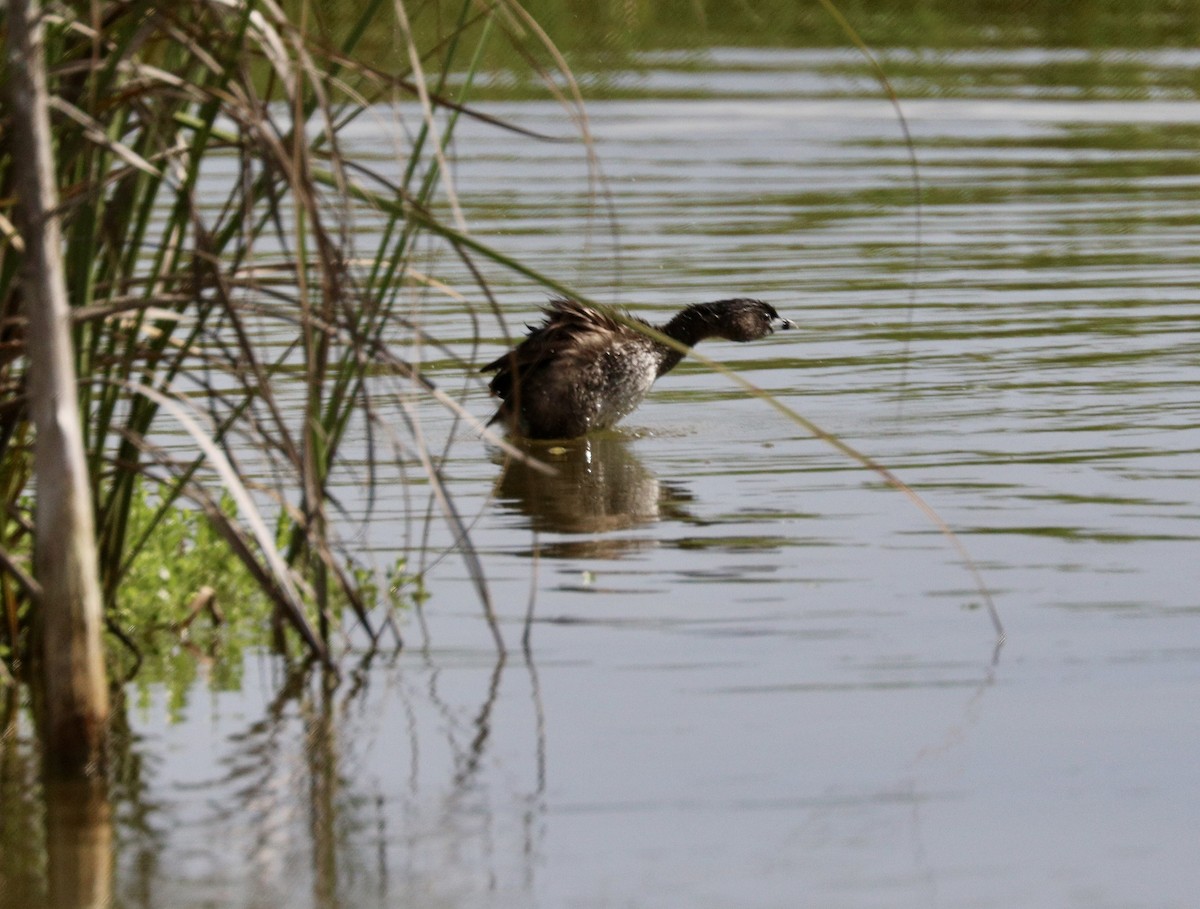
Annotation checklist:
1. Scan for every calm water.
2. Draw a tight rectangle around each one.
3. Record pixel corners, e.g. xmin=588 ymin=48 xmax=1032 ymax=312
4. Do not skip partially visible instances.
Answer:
xmin=5 ymin=48 xmax=1200 ymax=908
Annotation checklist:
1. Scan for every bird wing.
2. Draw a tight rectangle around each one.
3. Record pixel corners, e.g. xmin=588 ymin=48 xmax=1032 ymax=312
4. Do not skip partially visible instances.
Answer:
xmin=480 ymin=299 xmax=630 ymax=402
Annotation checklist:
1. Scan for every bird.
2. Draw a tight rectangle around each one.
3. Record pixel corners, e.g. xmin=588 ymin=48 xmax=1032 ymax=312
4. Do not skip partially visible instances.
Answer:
xmin=481 ymin=297 xmax=796 ymax=439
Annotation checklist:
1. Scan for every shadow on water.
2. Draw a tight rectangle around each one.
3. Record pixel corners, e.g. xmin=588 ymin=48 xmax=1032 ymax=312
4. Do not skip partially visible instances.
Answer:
xmin=491 ymin=434 xmax=702 ymax=557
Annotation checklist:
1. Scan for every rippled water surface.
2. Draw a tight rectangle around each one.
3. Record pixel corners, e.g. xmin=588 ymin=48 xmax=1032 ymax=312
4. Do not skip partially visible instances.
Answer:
xmin=7 ymin=48 xmax=1200 ymax=909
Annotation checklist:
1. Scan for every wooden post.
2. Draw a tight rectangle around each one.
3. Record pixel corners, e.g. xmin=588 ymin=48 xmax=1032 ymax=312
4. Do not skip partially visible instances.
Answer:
xmin=6 ymin=0 xmax=110 ymax=772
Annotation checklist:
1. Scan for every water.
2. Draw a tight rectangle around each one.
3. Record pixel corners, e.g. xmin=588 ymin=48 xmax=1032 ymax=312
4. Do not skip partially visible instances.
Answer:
xmin=5 ymin=48 xmax=1200 ymax=909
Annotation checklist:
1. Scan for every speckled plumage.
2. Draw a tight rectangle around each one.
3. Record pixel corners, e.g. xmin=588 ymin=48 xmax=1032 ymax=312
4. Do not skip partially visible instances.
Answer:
xmin=482 ymin=298 xmax=794 ymax=440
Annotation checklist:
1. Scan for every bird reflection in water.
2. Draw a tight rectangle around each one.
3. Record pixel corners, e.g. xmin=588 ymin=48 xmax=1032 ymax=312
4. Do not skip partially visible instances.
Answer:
xmin=492 ymin=434 xmax=696 ymax=557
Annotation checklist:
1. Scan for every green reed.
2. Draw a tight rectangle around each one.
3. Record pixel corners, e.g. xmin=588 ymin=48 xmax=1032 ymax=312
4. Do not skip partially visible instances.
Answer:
xmin=0 ymin=0 xmax=577 ymax=671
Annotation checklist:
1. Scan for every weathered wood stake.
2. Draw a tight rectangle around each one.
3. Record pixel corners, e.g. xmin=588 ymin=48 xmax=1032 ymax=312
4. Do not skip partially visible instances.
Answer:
xmin=6 ymin=0 xmax=110 ymax=772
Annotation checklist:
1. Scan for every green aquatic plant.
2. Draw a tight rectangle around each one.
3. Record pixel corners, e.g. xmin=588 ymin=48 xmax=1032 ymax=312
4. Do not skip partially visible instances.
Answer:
xmin=112 ymin=483 xmax=423 ymax=711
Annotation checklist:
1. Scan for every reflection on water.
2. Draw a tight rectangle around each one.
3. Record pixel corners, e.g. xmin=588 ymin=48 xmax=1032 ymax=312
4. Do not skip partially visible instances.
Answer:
xmin=3 ymin=654 xmax=548 ymax=908
xmin=1 ymin=693 xmax=115 ymax=909
xmin=491 ymin=435 xmax=698 ymax=556
xmin=4 ymin=632 xmax=1007 ymax=909
xmin=42 ymin=776 xmax=112 ymax=909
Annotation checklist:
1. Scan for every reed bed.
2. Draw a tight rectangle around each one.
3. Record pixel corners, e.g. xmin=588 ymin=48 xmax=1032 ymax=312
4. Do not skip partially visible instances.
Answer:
xmin=0 ymin=0 xmax=583 ymax=671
